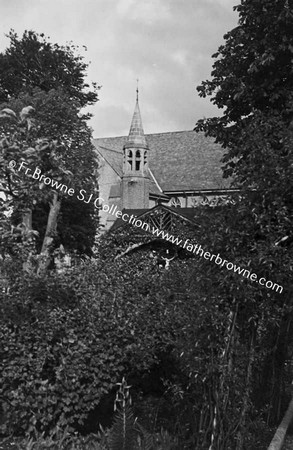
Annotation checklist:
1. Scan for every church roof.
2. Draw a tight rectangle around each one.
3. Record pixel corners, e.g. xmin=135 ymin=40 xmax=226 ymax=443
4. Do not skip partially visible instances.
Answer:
xmin=107 ymin=177 xmax=168 ymax=200
xmin=93 ymin=130 xmax=230 ymax=193
xmin=97 ymin=145 xmax=123 ymax=177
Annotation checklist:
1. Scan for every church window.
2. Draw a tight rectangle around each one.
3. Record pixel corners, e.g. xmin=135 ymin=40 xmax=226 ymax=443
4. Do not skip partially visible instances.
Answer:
xmin=170 ymin=197 xmax=182 ymax=208
xmin=127 ymin=150 xmax=133 ymax=170
xmin=135 ymin=150 xmax=141 ymax=171
xmin=144 ymin=150 xmax=147 ymax=166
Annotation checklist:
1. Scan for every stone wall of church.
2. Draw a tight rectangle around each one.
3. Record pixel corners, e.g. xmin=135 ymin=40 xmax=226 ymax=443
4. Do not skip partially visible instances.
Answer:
xmin=97 ymin=157 xmax=121 ymax=228
xmin=121 ymin=176 xmax=149 ymax=210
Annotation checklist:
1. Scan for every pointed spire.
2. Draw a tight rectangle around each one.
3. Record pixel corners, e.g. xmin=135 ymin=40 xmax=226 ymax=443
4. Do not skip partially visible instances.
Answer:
xmin=125 ymin=86 xmax=147 ymax=148
xmin=136 ymin=78 xmax=139 ymax=102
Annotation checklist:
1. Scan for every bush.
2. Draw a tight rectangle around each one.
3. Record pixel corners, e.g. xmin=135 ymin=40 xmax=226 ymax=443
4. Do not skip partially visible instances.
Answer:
xmin=2 ymin=216 xmax=290 ymax=448
xmin=0 ymin=257 xmax=190 ymax=436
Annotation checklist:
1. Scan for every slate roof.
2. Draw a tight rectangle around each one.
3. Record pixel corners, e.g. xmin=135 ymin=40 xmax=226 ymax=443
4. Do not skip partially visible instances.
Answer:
xmin=97 ymin=145 xmax=123 ymax=177
xmin=93 ymin=130 xmax=230 ymax=192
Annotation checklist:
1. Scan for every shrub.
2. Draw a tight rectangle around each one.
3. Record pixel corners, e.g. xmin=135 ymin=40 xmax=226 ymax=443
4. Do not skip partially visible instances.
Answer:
xmin=0 ymin=257 xmax=189 ymax=436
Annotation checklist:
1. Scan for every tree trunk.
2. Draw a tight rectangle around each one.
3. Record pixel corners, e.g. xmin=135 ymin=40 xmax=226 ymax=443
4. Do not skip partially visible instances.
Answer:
xmin=219 ymin=305 xmax=238 ymax=447
xmin=37 ymin=192 xmax=61 ymax=276
xmin=22 ymin=208 xmax=32 ymax=231
xmin=22 ymin=208 xmax=34 ymax=272
xmin=268 ymin=393 xmax=293 ymax=450
xmin=236 ymin=329 xmax=255 ymax=450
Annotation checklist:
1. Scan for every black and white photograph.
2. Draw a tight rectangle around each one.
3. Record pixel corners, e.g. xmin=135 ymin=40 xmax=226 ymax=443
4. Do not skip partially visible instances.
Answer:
xmin=0 ymin=1 xmax=292 ymax=449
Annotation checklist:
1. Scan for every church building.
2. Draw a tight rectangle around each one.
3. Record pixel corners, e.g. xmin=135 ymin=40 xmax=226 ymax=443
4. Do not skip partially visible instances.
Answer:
xmin=92 ymin=91 xmax=235 ymax=232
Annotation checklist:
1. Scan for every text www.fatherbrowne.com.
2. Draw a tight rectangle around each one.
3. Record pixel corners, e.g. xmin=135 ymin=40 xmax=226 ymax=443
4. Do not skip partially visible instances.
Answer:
xmin=104 ymin=204 xmax=283 ymax=294
xmin=9 ymin=160 xmax=283 ymax=294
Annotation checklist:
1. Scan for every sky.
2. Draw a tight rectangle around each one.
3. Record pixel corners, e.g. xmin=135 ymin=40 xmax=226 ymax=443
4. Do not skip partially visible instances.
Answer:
xmin=0 ymin=0 xmax=239 ymax=138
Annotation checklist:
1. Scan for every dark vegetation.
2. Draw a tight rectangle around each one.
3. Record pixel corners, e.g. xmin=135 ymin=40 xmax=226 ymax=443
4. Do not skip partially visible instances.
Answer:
xmin=1 ymin=206 xmax=292 ymax=448
xmin=1 ymin=0 xmax=293 ymax=447
xmin=0 ymin=30 xmax=99 ymax=273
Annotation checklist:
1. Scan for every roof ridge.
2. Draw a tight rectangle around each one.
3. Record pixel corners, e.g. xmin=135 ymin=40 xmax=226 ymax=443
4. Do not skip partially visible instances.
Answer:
xmin=93 ymin=129 xmax=198 ymax=140
xmin=96 ymin=144 xmax=122 ymax=154
xmin=148 ymin=168 xmax=163 ymax=193
xmin=146 ymin=130 xmax=196 ymax=136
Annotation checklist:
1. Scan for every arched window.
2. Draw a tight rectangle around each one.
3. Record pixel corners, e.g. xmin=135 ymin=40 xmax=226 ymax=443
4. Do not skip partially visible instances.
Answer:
xmin=169 ymin=197 xmax=182 ymax=208
xmin=135 ymin=150 xmax=141 ymax=171
xmin=127 ymin=150 xmax=133 ymax=170
xmin=144 ymin=150 xmax=147 ymax=166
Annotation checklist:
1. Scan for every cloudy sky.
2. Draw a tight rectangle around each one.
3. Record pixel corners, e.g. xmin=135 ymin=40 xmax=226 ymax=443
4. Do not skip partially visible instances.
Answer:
xmin=0 ymin=0 xmax=238 ymax=138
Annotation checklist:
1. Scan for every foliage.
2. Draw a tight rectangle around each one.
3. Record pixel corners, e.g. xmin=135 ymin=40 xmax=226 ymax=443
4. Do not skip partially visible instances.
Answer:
xmin=196 ymin=0 xmax=293 ymax=234
xmin=195 ymin=2 xmax=293 ymax=446
xmin=0 ymin=245 xmax=190 ymax=443
xmin=13 ymin=426 xmax=108 ymax=450
xmin=0 ymin=30 xmax=100 ymax=263
xmin=196 ymin=0 xmax=293 ymax=134
xmin=1 ymin=7 xmax=293 ymax=448
xmin=0 ymin=30 xmax=99 ymax=106
xmin=0 ymin=272 xmax=122 ymax=434
xmin=95 ymin=204 xmax=293 ymax=449
xmin=0 ymin=109 xmax=97 ymax=271
xmin=1 ymin=211 xmax=290 ymax=449
xmin=109 ymin=378 xmax=138 ymax=450
xmin=108 ymin=378 xmax=179 ymax=450
xmin=0 ymin=253 xmax=179 ymax=435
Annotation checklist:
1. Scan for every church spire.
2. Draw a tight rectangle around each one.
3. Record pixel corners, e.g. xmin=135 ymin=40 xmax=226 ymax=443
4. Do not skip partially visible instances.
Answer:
xmin=125 ymin=86 xmax=147 ymax=148
xmin=121 ymin=85 xmax=150 ymax=210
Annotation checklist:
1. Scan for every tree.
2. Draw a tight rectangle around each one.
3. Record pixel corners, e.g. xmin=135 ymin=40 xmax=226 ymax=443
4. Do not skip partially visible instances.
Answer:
xmin=195 ymin=1 xmax=293 ymax=446
xmin=0 ymin=31 xmax=100 ymax=271
xmin=196 ymin=1 xmax=293 ymax=135
xmin=196 ymin=0 xmax=293 ymax=236
xmin=268 ymin=393 xmax=293 ymax=450
xmin=0 ymin=30 xmax=98 ymax=106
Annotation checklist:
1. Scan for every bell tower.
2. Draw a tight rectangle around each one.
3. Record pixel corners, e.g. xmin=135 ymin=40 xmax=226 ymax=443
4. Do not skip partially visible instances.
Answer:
xmin=122 ymin=88 xmax=150 ymax=209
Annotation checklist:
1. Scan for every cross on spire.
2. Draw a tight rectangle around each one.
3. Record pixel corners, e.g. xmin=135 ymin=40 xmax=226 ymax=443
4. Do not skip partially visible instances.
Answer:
xmin=124 ymin=80 xmax=147 ymax=148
